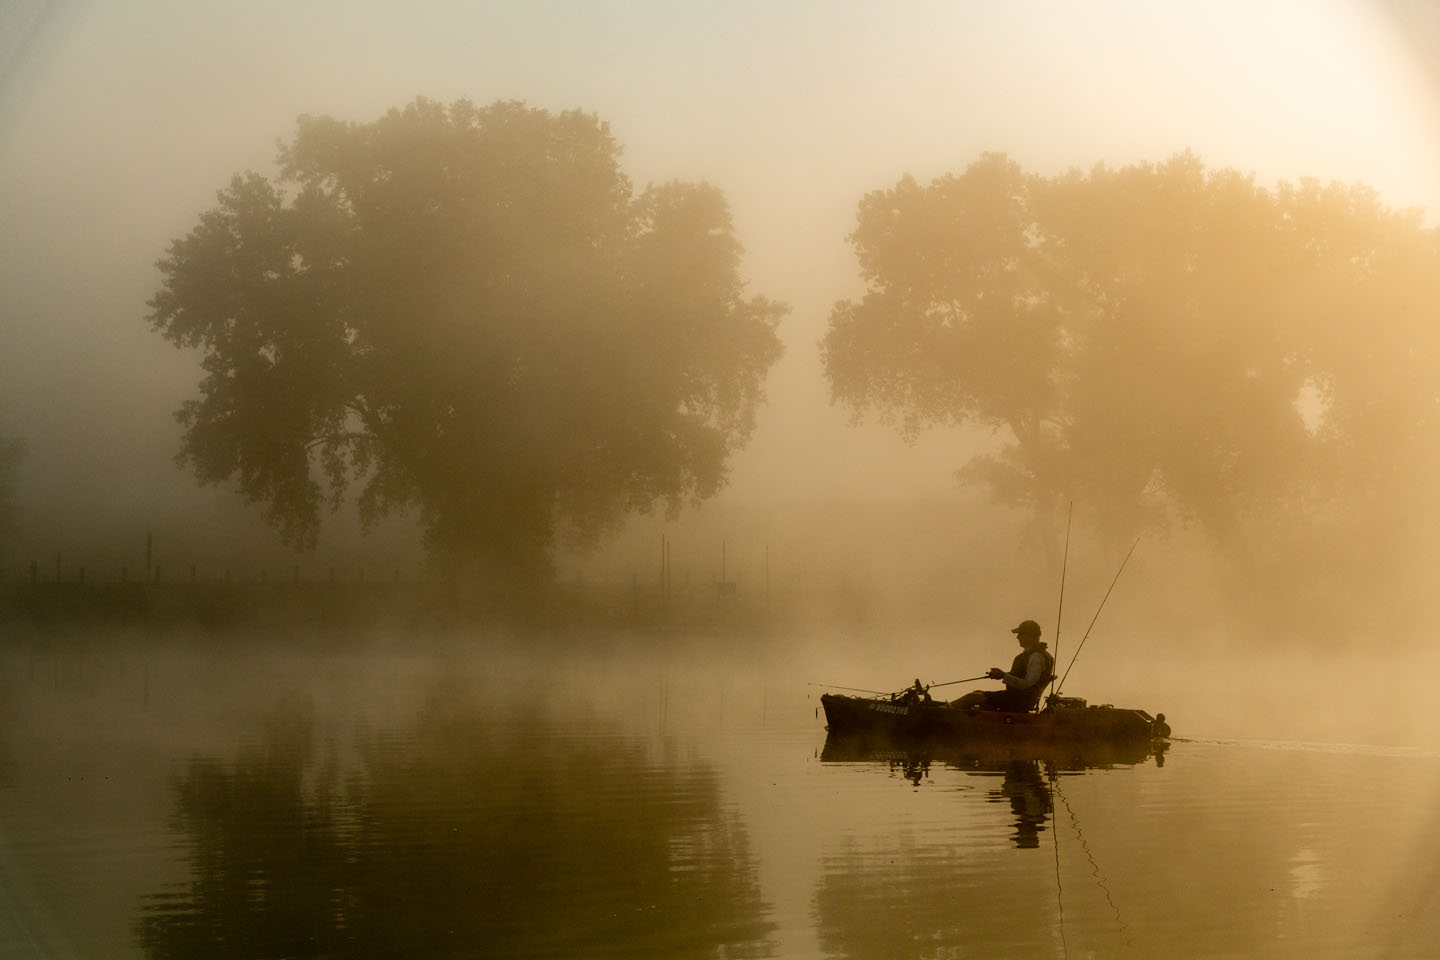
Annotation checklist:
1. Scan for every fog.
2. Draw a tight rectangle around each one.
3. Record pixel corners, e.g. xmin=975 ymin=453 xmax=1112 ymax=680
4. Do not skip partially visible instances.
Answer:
xmin=4 ymin=0 xmax=1440 ymax=749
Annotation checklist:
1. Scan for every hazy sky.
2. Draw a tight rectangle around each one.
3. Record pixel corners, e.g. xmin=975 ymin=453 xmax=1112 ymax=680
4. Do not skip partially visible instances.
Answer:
xmin=3 ymin=0 xmax=1440 ymax=547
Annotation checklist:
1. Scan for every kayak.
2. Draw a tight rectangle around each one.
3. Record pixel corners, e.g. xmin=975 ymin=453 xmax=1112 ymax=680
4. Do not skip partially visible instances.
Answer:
xmin=819 ymin=690 xmax=1170 ymax=746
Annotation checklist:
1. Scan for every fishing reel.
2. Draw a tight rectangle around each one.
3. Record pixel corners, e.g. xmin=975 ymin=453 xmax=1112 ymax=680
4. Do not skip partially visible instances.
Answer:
xmin=891 ymin=678 xmax=934 ymax=705
xmin=1045 ymin=694 xmax=1088 ymax=711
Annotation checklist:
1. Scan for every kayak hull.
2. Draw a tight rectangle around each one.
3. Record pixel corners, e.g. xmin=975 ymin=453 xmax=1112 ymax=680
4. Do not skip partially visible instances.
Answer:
xmin=819 ymin=692 xmax=1168 ymax=747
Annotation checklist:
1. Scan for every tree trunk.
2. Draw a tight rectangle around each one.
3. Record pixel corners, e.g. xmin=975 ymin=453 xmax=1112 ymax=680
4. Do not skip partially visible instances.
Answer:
xmin=423 ymin=482 xmax=556 ymax=616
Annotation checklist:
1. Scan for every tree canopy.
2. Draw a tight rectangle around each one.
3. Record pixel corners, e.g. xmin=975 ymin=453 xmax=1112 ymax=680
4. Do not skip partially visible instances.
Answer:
xmin=822 ymin=152 xmax=1440 ymax=616
xmin=150 ymin=98 xmax=784 ymax=596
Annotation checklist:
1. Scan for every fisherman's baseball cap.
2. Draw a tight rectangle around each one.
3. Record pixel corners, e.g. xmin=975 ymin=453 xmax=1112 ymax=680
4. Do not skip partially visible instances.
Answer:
xmin=1011 ymin=619 xmax=1042 ymax=637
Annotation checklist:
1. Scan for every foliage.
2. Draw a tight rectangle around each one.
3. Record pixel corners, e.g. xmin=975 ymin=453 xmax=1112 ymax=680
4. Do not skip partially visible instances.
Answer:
xmin=150 ymin=99 xmax=784 ymax=595
xmin=823 ymin=152 xmax=1440 ymax=612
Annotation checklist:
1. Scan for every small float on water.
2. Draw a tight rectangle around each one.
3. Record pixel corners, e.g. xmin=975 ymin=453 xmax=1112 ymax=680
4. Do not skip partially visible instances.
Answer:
xmin=819 ymin=683 xmax=1170 ymax=748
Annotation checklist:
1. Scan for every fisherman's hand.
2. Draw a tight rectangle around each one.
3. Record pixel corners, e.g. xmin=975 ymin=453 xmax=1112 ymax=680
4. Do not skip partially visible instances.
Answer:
xmin=986 ymin=667 xmax=1004 ymax=680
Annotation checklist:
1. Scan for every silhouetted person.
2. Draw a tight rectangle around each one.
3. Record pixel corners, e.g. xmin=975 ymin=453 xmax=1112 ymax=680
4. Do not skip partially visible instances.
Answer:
xmin=951 ymin=619 xmax=1055 ymax=712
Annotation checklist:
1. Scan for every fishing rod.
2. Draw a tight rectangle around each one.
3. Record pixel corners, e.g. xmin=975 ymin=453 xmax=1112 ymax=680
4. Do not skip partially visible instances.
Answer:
xmin=1055 ymin=536 xmax=1140 ymax=695
xmin=807 ymin=682 xmax=890 ymax=696
xmin=1046 ymin=501 xmax=1073 ymax=703
xmin=814 ymin=675 xmax=990 ymax=698
xmin=927 ymin=674 xmax=991 ymax=689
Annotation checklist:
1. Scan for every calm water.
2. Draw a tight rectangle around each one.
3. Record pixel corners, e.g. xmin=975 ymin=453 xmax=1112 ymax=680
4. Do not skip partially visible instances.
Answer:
xmin=1 ymin=637 xmax=1439 ymax=959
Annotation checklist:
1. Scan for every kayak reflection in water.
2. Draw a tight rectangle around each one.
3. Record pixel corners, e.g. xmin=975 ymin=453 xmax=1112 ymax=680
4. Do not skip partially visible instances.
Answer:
xmin=950 ymin=619 xmax=1055 ymax=712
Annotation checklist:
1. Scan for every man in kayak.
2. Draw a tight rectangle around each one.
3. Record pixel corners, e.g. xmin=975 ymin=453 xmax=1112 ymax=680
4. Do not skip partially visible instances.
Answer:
xmin=951 ymin=619 xmax=1055 ymax=712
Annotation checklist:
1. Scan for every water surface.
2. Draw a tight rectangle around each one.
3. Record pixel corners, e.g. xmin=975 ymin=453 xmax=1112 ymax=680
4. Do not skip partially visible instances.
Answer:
xmin=1 ymin=637 xmax=1437 ymax=958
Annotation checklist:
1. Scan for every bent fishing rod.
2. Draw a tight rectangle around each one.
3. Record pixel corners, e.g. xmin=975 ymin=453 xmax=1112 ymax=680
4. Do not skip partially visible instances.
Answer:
xmin=1054 ymin=536 xmax=1140 ymax=695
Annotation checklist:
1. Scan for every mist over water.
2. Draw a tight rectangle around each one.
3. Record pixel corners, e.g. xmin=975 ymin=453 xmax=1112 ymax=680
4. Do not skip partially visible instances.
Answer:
xmin=1 ymin=632 xmax=1438 ymax=958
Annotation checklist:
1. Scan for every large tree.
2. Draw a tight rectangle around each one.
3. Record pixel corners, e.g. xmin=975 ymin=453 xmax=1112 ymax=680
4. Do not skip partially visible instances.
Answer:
xmin=820 ymin=154 xmax=1075 ymax=554
xmin=151 ymin=99 xmax=784 ymax=595
xmin=822 ymin=152 xmax=1440 ymax=592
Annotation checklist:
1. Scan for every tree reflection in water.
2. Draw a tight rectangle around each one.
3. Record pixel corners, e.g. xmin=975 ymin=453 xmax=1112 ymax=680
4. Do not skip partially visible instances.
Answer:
xmin=136 ymin=686 xmax=775 ymax=959
xmin=135 ymin=696 xmax=348 ymax=958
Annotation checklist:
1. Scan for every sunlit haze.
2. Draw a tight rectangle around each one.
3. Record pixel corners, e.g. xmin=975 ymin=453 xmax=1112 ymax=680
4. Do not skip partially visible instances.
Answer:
xmin=5 ymin=1 xmax=1439 ymax=506
xmin=3 ymin=0 xmax=1440 ymax=715
xmin=8 ymin=3 xmax=1440 ymax=956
